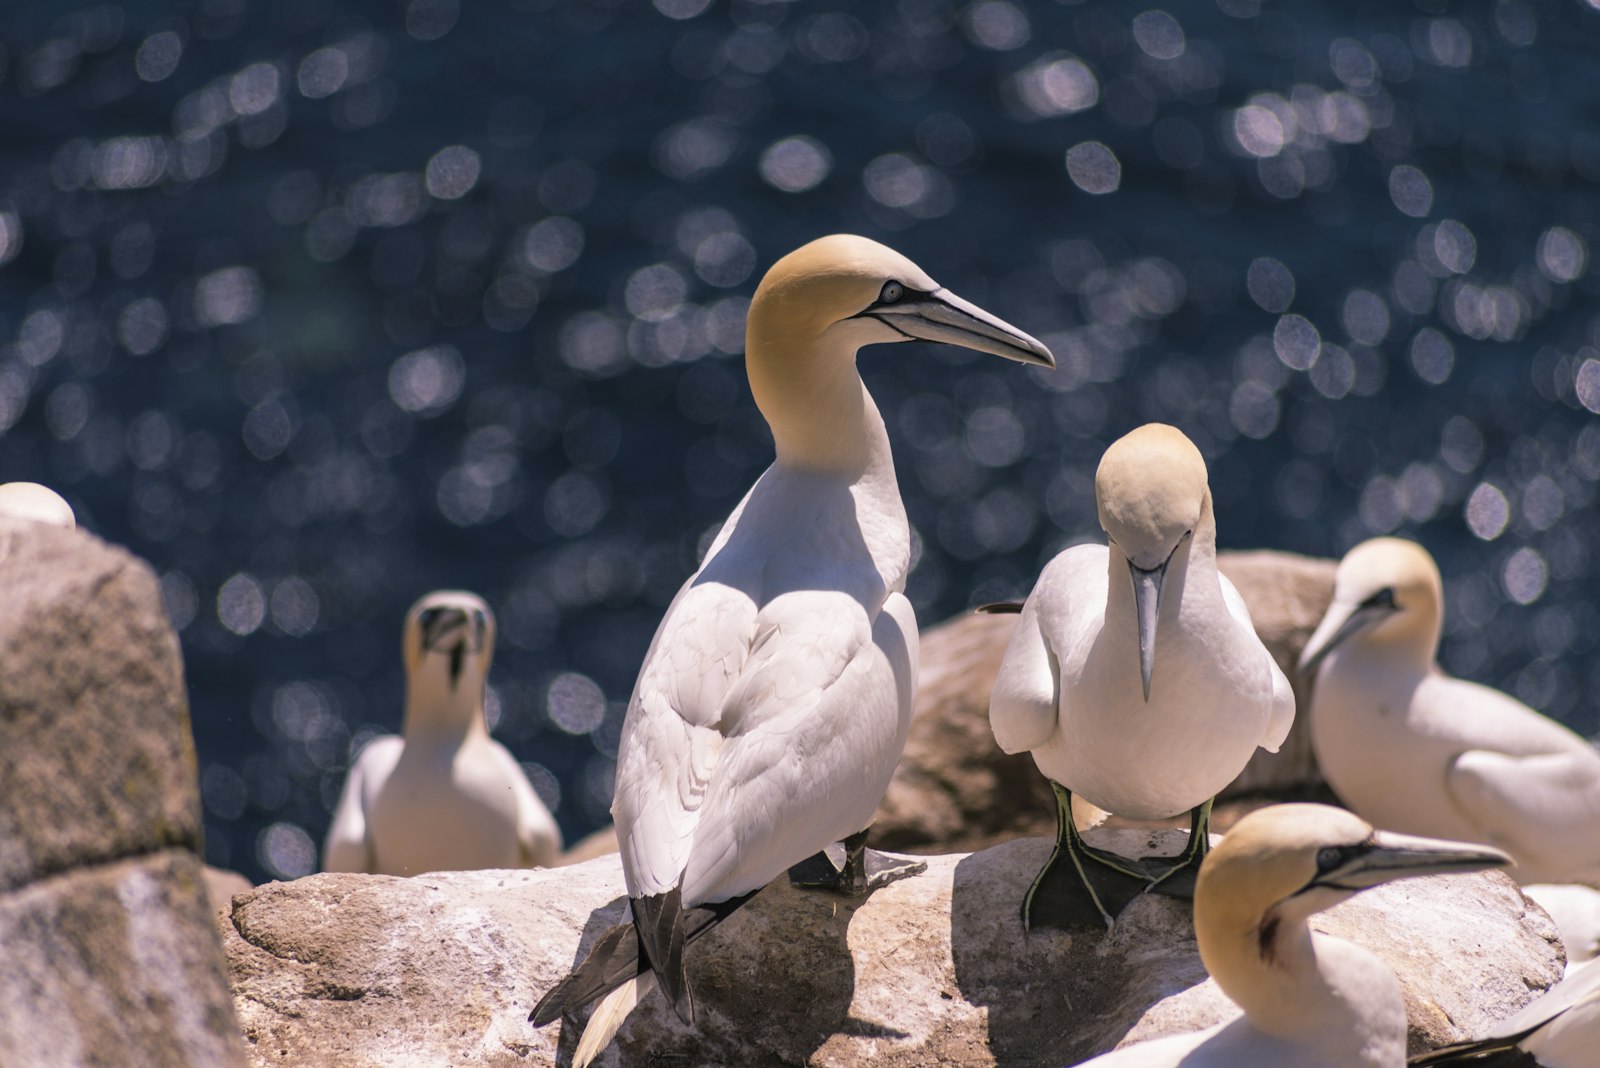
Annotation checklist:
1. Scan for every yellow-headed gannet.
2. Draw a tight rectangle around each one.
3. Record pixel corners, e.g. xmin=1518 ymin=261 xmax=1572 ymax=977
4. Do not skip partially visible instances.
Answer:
xmin=322 ymin=590 xmax=560 ymax=875
xmin=1410 ymin=947 xmax=1599 ymax=1066
xmin=0 ymin=482 xmax=75 ymax=527
xmin=1080 ymin=803 xmax=1509 ymax=1067
xmin=531 ymin=234 xmax=1053 ymax=1066
xmin=1300 ymin=537 xmax=1600 ymax=887
xmin=989 ymin=423 xmax=1294 ymax=928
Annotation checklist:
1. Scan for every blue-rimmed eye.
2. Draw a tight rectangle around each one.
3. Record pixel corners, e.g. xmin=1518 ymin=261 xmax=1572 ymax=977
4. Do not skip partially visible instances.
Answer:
xmin=880 ymin=280 xmax=905 ymax=304
xmin=1316 ymin=847 xmax=1343 ymax=871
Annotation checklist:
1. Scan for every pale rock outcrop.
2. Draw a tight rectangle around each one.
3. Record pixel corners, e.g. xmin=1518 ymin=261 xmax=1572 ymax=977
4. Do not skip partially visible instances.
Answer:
xmin=0 ymin=518 xmax=247 ymax=1067
xmin=222 ymin=828 xmax=1559 ymax=1067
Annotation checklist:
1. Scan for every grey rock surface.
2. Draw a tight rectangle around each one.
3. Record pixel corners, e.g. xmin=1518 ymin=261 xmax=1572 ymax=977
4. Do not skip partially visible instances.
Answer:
xmin=0 ymin=519 xmax=247 ymax=1067
xmin=222 ymin=830 xmax=1559 ymax=1067
xmin=874 ymin=549 xmax=1337 ymax=853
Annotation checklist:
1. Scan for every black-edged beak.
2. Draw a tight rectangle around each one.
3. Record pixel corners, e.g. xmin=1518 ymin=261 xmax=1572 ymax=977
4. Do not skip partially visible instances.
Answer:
xmin=1298 ymin=588 xmax=1399 ymax=681
xmin=866 ymin=287 xmax=1055 ymax=368
xmin=1129 ymin=559 xmax=1165 ymax=702
xmin=1307 ymin=830 xmax=1510 ymax=895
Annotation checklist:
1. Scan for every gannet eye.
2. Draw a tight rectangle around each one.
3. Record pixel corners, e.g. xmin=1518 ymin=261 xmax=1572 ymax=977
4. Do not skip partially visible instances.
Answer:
xmin=879 ymin=280 xmax=905 ymax=304
xmin=1315 ymin=847 xmax=1343 ymax=871
xmin=1359 ymin=587 xmax=1397 ymax=611
xmin=419 ymin=608 xmax=442 ymax=628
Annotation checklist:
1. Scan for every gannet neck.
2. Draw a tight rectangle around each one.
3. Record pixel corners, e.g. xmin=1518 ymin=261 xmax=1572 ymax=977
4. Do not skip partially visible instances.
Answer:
xmin=403 ymin=663 xmax=490 ymax=742
xmin=745 ymin=329 xmax=888 ymax=478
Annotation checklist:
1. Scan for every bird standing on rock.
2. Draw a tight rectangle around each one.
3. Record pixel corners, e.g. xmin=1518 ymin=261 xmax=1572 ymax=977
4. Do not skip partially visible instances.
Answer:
xmin=322 ymin=590 xmax=560 ymax=875
xmin=988 ymin=423 xmax=1294 ymax=929
xmin=1300 ymin=537 xmax=1600 ymax=887
xmin=1075 ymin=803 xmax=1510 ymax=1067
xmin=530 ymin=234 xmax=1054 ymax=1067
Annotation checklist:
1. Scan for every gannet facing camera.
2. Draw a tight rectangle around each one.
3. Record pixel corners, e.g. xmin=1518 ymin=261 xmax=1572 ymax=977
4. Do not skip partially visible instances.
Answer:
xmin=0 ymin=481 xmax=75 ymax=527
xmin=322 ymin=590 xmax=560 ymax=876
xmin=989 ymin=423 xmax=1294 ymax=929
xmin=1078 ymin=803 xmax=1510 ymax=1067
xmin=1411 ymin=949 xmax=1599 ymax=1067
xmin=1300 ymin=537 xmax=1600 ymax=886
xmin=531 ymin=235 xmax=1053 ymax=1066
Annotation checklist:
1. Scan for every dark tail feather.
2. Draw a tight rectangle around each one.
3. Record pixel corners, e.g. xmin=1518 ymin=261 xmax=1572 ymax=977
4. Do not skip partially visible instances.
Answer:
xmin=530 ymin=923 xmax=641 ymax=1026
xmin=529 ymin=888 xmax=759 ymax=1028
xmin=1408 ymin=1036 xmax=1535 ymax=1065
xmin=976 ymin=601 xmax=1024 ymax=615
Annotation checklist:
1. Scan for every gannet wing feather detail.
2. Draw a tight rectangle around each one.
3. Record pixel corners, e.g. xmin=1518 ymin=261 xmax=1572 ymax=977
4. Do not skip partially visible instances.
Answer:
xmin=322 ymin=736 xmax=402 ymax=874
xmin=1219 ymin=573 xmax=1294 ymax=754
xmin=989 ymin=595 xmax=1059 ymax=756
xmin=1410 ymin=953 xmax=1600 ymax=1065
xmin=1445 ymin=748 xmax=1600 ymax=875
xmin=680 ymin=591 xmax=915 ymax=903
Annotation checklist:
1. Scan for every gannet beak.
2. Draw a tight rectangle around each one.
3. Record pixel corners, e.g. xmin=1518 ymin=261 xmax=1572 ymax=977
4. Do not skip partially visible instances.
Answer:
xmin=1298 ymin=597 xmax=1396 ymax=680
xmin=1128 ymin=560 xmax=1166 ymax=702
xmin=1309 ymin=830 xmax=1511 ymax=893
xmin=868 ymin=287 xmax=1055 ymax=368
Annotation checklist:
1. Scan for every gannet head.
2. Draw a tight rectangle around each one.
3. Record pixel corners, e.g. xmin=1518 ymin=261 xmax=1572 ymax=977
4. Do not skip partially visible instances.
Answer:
xmin=0 ymin=482 xmax=75 ymax=528
xmin=1095 ymin=424 xmax=1208 ymax=701
xmin=403 ymin=590 xmax=495 ymax=699
xmin=1298 ymin=537 xmax=1443 ymax=678
xmin=748 ymin=234 xmax=1054 ymax=367
xmin=1197 ymin=803 xmax=1509 ymax=990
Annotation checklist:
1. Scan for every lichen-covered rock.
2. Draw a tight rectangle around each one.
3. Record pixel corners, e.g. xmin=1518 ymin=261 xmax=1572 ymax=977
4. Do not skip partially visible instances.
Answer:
xmin=0 ymin=519 xmax=247 ymax=1067
xmin=873 ymin=549 xmax=1337 ymax=852
xmin=221 ymin=830 xmax=1559 ymax=1067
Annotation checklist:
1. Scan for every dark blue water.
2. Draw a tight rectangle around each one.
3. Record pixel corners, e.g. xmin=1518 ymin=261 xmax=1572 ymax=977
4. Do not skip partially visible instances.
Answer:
xmin=2 ymin=0 xmax=1598 ymax=884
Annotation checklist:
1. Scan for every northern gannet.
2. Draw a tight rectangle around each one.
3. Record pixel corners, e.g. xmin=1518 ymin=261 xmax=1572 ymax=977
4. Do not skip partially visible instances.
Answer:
xmin=0 ymin=482 xmax=75 ymax=527
xmin=1300 ymin=537 xmax=1600 ymax=886
xmin=531 ymin=234 xmax=1053 ymax=1066
xmin=1410 ymin=948 xmax=1599 ymax=1066
xmin=989 ymin=423 xmax=1294 ymax=928
xmin=322 ymin=590 xmax=560 ymax=875
xmin=1079 ymin=803 xmax=1510 ymax=1067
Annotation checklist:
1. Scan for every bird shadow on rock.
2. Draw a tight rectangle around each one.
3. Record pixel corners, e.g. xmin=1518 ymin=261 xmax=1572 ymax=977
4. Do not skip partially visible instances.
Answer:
xmin=950 ymin=835 xmax=1211 ymax=1067
xmin=550 ymin=878 xmax=880 ymax=1066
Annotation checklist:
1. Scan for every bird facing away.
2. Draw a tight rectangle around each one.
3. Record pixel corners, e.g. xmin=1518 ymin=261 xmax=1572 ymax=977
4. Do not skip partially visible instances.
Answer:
xmin=1300 ymin=537 xmax=1600 ymax=886
xmin=989 ymin=423 xmax=1294 ymax=929
xmin=322 ymin=590 xmax=560 ymax=876
xmin=1079 ymin=803 xmax=1510 ymax=1067
xmin=1410 ymin=949 xmax=1599 ymax=1067
xmin=0 ymin=482 xmax=75 ymax=527
xmin=531 ymin=234 xmax=1053 ymax=1067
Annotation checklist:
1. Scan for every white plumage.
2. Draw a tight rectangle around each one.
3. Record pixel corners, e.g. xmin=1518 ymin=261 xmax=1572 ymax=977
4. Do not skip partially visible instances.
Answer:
xmin=322 ymin=590 xmax=559 ymax=876
xmin=989 ymin=424 xmax=1292 ymax=927
xmin=557 ymin=233 xmax=1053 ymax=1064
xmin=1412 ymin=944 xmax=1600 ymax=1066
xmin=1080 ymin=804 xmax=1508 ymax=1067
xmin=1301 ymin=536 xmax=1600 ymax=887
xmin=0 ymin=482 xmax=75 ymax=528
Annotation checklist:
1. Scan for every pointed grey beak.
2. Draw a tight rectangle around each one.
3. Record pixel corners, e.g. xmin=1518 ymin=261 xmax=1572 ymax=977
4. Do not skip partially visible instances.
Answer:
xmin=869 ymin=287 xmax=1054 ymax=368
xmin=1310 ymin=830 xmax=1510 ymax=894
xmin=1298 ymin=600 xmax=1395 ymax=681
xmin=1129 ymin=560 xmax=1165 ymax=702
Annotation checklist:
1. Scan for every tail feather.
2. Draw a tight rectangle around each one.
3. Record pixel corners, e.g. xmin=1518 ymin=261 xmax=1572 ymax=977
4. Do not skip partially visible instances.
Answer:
xmin=530 ymin=922 xmax=642 ymax=1027
xmin=573 ymin=973 xmax=655 ymax=1068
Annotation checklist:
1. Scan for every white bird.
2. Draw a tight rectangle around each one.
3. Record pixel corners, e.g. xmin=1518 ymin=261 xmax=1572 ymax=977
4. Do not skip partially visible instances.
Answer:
xmin=0 ymin=482 xmax=75 ymax=527
xmin=1410 ymin=945 xmax=1600 ymax=1066
xmin=988 ymin=423 xmax=1294 ymax=928
xmin=1079 ymin=803 xmax=1509 ymax=1067
xmin=1524 ymin=883 xmax=1600 ymax=974
xmin=530 ymin=234 xmax=1053 ymax=1065
xmin=322 ymin=590 xmax=560 ymax=876
xmin=1300 ymin=537 xmax=1600 ymax=887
